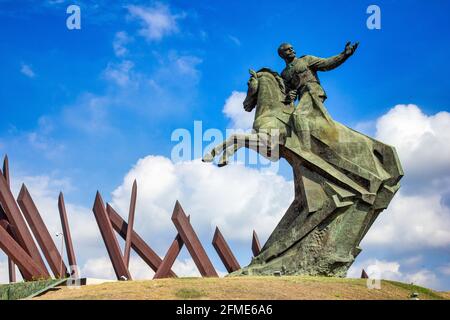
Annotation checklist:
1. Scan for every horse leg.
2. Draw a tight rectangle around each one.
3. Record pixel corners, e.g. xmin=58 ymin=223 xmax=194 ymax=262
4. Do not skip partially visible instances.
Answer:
xmin=202 ymin=137 xmax=233 ymax=163
xmin=218 ymin=133 xmax=266 ymax=166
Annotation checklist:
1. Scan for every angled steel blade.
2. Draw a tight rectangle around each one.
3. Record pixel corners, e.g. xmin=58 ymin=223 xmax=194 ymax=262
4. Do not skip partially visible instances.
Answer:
xmin=123 ymin=179 xmax=137 ymax=268
xmin=107 ymin=204 xmax=176 ymax=277
xmin=0 ymin=223 xmax=47 ymax=280
xmin=0 ymin=171 xmax=49 ymax=278
xmin=361 ymin=269 xmax=369 ymax=279
xmin=92 ymin=192 xmax=131 ymax=280
xmin=171 ymin=201 xmax=218 ymax=277
xmin=17 ymin=184 xmax=68 ymax=278
xmin=2 ymin=155 xmax=16 ymax=282
xmin=58 ymin=192 xmax=77 ymax=270
xmin=2 ymin=155 xmax=10 ymax=186
xmin=252 ymin=230 xmax=261 ymax=257
xmin=153 ymin=215 xmax=190 ymax=279
xmin=212 ymin=227 xmax=240 ymax=273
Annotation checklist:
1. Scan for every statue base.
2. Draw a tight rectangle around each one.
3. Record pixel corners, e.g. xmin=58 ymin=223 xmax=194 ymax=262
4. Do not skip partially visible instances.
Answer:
xmin=231 ymin=146 xmax=401 ymax=277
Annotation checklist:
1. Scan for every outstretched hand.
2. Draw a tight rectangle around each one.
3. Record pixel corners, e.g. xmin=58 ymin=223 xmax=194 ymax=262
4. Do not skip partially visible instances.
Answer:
xmin=344 ymin=41 xmax=359 ymax=56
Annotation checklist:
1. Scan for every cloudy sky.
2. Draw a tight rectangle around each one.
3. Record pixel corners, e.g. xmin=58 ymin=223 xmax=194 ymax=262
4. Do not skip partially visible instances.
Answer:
xmin=0 ymin=0 xmax=449 ymax=290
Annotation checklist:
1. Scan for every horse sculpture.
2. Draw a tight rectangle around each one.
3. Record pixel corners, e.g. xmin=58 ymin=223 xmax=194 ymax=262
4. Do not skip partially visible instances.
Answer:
xmin=203 ymin=68 xmax=403 ymax=277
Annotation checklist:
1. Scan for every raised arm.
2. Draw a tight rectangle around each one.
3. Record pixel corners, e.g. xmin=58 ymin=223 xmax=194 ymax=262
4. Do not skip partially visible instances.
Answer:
xmin=308 ymin=42 xmax=359 ymax=71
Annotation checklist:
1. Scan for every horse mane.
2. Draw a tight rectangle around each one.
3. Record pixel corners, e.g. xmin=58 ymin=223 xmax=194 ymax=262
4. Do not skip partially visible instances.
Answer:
xmin=257 ymin=67 xmax=286 ymax=94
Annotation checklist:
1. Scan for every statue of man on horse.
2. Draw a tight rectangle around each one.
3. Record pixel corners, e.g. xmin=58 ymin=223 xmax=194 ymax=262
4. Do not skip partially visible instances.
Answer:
xmin=202 ymin=41 xmax=403 ymax=277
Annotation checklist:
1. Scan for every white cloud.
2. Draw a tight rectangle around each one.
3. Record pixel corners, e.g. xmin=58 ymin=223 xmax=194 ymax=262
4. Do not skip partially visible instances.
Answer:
xmin=62 ymin=93 xmax=111 ymax=134
xmin=228 ymin=35 xmax=241 ymax=46
xmin=26 ymin=132 xmax=65 ymax=159
xmin=113 ymin=31 xmax=131 ymax=57
xmin=173 ymin=55 xmax=202 ymax=78
xmin=103 ymin=60 xmax=134 ymax=87
xmin=404 ymin=269 xmax=439 ymax=288
xmin=357 ymin=105 xmax=450 ymax=250
xmin=348 ymin=259 xmax=401 ymax=280
xmin=439 ymin=264 xmax=450 ymax=276
xmin=172 ymin=258 xmax=201 ymax=277
xmin=353 ymin=120 xmax=375 ymax=136
xmin=363 ymin=192 xmax=450 ymax=249
xmin=375 ymin=104 xmax=450 ymax=185
xmin=0 ymin=260 xmax=9 ymax=284
xmin=20 ymin=63 xmax=35 ymax=78
xmin=223 ymin=91 xmax=254 ymax=130
xmin=127 ymin=4 xmax=185 ymax=41
xmin=81 ymin=257 xmax=115 ymax=279
xmin=348 ymin=259 xmax=439 ymax=289
xmin=0 ymin=173 xmax=106 ymax=283
xmin=348 ymin=104 xmax=450 ymax=290
xmin=10 ymin=174 xmax=100 ymax=249
xmin=402 ymin=255 xmax=423 ymax=267
xmin=129 ymin=256 xmax=157 ymax=279
xmin=3 ymin=115 xmax=65 ymax=160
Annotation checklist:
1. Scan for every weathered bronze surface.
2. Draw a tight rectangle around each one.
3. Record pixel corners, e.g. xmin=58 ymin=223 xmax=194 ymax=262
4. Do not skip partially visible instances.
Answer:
xmin=204 ymin=42 xmax=403 ymax=277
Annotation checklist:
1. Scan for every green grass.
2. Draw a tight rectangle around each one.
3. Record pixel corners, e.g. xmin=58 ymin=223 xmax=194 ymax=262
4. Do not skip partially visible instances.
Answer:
xmin=0 ymin=279 xmax=63 ymax=300
xmin=175 ymin=288 xmax=207 ymax=299
xmin=385 ymin=280 xmax=445 ymax=300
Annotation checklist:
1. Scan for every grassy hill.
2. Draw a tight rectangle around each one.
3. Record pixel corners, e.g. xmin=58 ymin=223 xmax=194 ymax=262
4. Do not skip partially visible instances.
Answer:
xmin=34 ymin=276 xmax=449 ymax=300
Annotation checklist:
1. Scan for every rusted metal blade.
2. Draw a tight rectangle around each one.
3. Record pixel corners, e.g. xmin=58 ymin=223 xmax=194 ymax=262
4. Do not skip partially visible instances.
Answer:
xmin=17 ymin=184 xmax=68 ymax=278
xmin=153 ymin=215 xmax=190 ymax=279
xmin=0 ymin=206 xmax=24 ymax=280
xmin=123 ymin=180 xmax=137 ymax=268
xmin=212 ymin=227 xmax=240 ymax=273
xmin=0 ymin=214 xmax=18 ymax=243
xmin=361 ymin=269 xmax=369 ymax=279
xmin=252 ymin=230 xmax=261 ymax=257
xmin=58 ymin=192 xmax=77 ymax=271
xmin=8 ymin=258 xmax=16 ymax=282
xmin=153 ymin=234 xmax=183 ymax=279
xmin=2 ymin=155 xmax=16 ymax=282
xmin=92 ymin=192 xmax=132 ymax=280
xmin=171 ymin=201 xmax=218 ymax=277
xmin=0 ymin=223 xmax=47 ymax=280
xmin=3 ymin=155 xmax=10 ymax=187
xmin=107 ymin=204 xmax=176 ymax=277
xmin=0 ymin=172 xmax=49 ymax=278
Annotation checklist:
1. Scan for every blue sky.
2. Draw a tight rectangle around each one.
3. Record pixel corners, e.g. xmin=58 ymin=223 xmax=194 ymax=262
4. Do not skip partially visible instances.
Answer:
xmin=1 ymin=0 xmax=450 ymax=290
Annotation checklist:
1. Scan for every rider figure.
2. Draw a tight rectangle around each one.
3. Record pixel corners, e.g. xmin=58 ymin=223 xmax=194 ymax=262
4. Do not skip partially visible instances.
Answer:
xmin=277 ymin=42 xmax=359 ymax=148
xmin=278 ymin=42 xmax=358 ymax=105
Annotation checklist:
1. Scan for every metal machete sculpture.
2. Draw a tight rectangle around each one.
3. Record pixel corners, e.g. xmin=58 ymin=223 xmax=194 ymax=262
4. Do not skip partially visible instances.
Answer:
xmin=203 ymin=42 xmax=403 ymax=277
